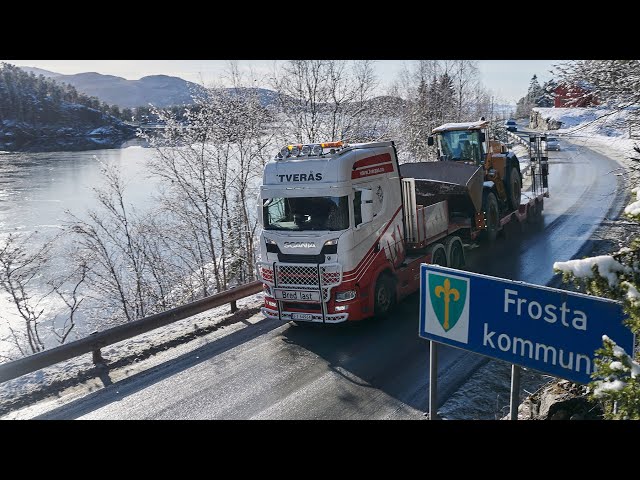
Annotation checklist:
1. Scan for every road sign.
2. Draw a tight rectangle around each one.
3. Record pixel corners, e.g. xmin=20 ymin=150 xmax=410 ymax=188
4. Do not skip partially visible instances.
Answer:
xmin=419 ymin=265 xmax=635 ymax=384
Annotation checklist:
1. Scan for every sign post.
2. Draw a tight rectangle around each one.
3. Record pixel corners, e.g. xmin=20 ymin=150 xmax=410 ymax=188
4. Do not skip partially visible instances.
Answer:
xmin=509 ymin=364 xmax=521 ymax=420
xmin=429 ymin=341 xmax=439 ymax=420
xmin=419 ymin=264 xmax=635 ymax=416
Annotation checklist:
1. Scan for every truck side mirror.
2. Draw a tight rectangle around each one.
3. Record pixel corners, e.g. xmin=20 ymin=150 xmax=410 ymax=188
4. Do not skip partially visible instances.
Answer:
xmin=427 ymin=136 xmax=434 ymax=146
xmin=479 ymin=132 xmax=486 ymax=142
xmin=360 ymin=188 xmax=374 ymax=224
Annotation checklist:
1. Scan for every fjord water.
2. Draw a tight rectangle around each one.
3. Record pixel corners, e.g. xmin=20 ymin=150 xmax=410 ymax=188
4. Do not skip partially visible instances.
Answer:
xmin=0 ymin=141 xmax=158 ymax=355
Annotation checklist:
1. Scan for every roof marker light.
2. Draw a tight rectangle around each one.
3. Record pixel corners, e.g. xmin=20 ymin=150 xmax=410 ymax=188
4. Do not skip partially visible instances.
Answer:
xmin=320 ymin=141 xmax=343 ymax=149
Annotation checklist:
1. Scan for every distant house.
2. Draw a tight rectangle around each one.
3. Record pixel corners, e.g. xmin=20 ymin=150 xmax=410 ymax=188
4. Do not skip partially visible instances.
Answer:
xmin=554 ymin=83 xmax=599 ymax=108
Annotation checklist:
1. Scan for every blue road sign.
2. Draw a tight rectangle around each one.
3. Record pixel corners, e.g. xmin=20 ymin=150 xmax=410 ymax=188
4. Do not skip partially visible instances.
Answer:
xmin=419 ymin=265 xmax=635 ymax=384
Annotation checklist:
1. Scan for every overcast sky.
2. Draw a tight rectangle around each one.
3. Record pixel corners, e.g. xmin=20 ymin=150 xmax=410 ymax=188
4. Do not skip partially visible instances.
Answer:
xmin=2 ymin=60 xmax=561 ymax=104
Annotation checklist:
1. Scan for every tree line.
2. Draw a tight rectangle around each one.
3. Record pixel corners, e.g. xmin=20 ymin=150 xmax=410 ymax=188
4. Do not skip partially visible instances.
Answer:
xmin=0 ymin=63 xmax=190 ymax=127
xmin=514 ymin=74 xmax=555 ymax=118
xmin=0 ymin=63 xmax=125 ymax=125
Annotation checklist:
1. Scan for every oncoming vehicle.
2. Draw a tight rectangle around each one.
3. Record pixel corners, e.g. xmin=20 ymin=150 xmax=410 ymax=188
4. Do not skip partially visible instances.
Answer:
xmin=543 ymin=136 xmax=560 ymax=151
xmin=505 ymin=119 xmax=518 ymax=132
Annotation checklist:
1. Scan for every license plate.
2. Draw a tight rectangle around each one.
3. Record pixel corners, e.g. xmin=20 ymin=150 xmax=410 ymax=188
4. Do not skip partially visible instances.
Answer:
xmin=274 ymin=289 xmax=320 ymax=302
xmin=292 ymin=313 xmax=314 ymax=321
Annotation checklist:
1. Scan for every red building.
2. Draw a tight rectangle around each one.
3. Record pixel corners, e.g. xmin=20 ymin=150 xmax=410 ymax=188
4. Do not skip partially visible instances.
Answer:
xmin=554 ymin=83 xmax=599 ymax=108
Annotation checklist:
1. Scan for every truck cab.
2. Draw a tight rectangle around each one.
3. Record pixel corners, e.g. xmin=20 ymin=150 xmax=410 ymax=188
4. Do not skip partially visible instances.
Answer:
xmin=257 ymin=141 xmax=405 ymax=324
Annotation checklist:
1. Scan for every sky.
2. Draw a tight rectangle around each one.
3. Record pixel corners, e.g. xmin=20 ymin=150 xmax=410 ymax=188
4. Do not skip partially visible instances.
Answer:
xmin=1 ymin=60 xmax=560 ymax=104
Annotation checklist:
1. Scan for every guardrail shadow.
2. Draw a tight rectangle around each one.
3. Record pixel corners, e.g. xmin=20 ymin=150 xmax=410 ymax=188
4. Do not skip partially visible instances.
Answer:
xmin=32 ymin=313 xmax=283 ymax=419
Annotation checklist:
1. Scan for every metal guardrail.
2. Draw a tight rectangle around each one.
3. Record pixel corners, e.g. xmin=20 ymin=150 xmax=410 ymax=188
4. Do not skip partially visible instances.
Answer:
xmin=0 ymin=280 xmax=263 ymax=384
xmin=507 ymin=130 xmax=530 ymax=148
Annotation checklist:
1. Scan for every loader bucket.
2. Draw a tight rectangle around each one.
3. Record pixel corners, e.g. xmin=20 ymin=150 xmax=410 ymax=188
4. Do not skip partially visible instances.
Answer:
xmin=399 ymin=162 xmax=484 ymax=217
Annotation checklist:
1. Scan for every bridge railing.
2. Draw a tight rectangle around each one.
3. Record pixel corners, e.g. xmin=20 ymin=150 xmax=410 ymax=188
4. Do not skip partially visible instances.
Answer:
xmin=507 ymin=130 xmax=531 ymax=148
xmin=0 ymin=281 xmax=263 ymax=384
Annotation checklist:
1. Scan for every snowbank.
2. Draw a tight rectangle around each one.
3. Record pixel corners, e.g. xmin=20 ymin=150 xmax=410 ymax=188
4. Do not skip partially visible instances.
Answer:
xmin=531 ymin=106 xmax=639 ymax=160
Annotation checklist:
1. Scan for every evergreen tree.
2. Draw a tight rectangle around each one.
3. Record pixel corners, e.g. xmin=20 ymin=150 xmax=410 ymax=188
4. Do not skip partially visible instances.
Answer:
xmin=555 ymin=191 xmax=640 ymax=419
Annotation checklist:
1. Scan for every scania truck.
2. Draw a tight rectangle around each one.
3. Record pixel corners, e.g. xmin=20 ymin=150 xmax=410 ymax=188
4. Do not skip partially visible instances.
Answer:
xmin=257 ymin=122 xmax=549 ymax=324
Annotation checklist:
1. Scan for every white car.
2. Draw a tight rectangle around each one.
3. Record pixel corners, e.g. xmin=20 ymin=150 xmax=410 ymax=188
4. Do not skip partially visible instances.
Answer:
xmin=543 ymin=136 xmax=560 ymax=151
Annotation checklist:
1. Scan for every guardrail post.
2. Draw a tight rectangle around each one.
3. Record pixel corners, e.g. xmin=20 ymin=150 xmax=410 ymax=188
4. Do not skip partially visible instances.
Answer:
xmin=90 ymin=331 xmax=106 ymax=367
xmin=230 ymin=300 xmax=238 ymax=313
xmin=92 ymin=349 xmax=106 ymax=366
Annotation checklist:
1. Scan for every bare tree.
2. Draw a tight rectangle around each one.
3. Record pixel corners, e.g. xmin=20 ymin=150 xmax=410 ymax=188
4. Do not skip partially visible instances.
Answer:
xmin=0 ymin=233 xmax=52 ymax=355
xmin=66 ymin=162 xmax=162 ymax=325
xmin=46 ymin=256 xmax=88 ymax=344
xmin=140 ymin=71 xmax=274 ymax=292
xmin=453 ymin=60 xmax=480 ymax=122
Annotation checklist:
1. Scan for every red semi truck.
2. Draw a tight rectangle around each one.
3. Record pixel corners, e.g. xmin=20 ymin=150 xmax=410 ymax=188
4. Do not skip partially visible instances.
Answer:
xmin=257 ymin=121 xmax=549 ymax=324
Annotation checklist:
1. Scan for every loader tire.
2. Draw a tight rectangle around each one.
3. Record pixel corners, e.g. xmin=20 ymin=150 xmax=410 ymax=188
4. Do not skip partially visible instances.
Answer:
xmin=505 ymin=164 xmax=522 ymax=211
xmin=480 ymin=191 xmax=499 ymax=243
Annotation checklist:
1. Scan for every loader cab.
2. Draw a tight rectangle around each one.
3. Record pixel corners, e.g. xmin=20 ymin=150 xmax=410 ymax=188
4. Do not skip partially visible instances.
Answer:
xmin=432 ymin=129 xmax=486 ymax=166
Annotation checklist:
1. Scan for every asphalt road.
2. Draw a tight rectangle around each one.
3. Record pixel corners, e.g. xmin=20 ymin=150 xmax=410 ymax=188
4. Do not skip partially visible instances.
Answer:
xmin=36 ymin=131 xmax=626 ymax=419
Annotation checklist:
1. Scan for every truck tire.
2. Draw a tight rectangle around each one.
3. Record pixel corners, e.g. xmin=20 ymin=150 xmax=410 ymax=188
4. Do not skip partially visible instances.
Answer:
xmin=445 ymin=236 xmax=465 ymax=269
xmin=374 ymin=274 xmax=395 ymax=319
xmin=480 ymin=191 xmax=499 ymax=243
xmin=428 ymin=243 xmax=447 ymax=267
xmin=504 ymin=164 xmax=522 ymax=211
xmin=527 ymin=199 xmax=543 ymax=224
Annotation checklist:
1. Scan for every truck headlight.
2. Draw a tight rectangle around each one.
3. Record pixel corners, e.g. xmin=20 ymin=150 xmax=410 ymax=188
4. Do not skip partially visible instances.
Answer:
xmin=335 ymin=290 xmax=356 ymax=302
xmin=323 ymin=238 xmax=338 ymax=255
xmin=265 ymin=237 xmax=278 ymax=253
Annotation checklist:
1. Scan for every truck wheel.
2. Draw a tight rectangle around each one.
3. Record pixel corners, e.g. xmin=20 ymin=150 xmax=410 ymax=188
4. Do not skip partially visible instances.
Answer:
xmin=505 ymin=165 xmax=522 ymax=211
xmin=526 ymin=201 xmax=537 ymax=223
xmin=445 ymin=237 xmax=465 ymax=269
xmin=374 ymin=274 xmax=395 ymax=319
xmin=481 ymin=191 xmax=499 ymax=243
xmin=428 ymin=243 xmax=447 ymax=266
xmin=527 ymin=199 xmax=543 ymax=224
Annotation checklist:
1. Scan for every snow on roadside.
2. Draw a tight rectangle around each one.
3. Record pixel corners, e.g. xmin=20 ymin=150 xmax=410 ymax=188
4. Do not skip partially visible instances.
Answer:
xmin=553 ymin=255 xmax=629 ymax=288
xmin=0 ymin=291 xmax=265 ymax=418
xmin=533 ymin=107 xmax=639 ymax=160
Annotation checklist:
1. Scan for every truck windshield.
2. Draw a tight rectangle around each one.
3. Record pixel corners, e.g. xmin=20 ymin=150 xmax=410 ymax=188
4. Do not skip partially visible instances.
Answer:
xmin=438 ymin=130 xmax=483 ymax=165
xmin=263 ymin=196 xmax=349 ymax=231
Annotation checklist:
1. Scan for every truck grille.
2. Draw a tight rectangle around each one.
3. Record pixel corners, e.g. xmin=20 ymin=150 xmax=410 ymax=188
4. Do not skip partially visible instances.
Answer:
xmin=258 ymin=262 xmax=342 ymax=303
xmin=277 ymin=264 xmax=320 ymax=287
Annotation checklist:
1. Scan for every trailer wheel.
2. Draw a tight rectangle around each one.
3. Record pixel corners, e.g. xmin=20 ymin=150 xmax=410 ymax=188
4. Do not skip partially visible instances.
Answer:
xmin=374 ymin=274 xmax=395 ymax=319
xmin=480 ymin=191 xmax=499 ymax=243
xmin=505 ymin=165 xmax=522 ymax=211
xmin=527 ymin=200 xmax=542 ymax=224
xmin=445 ymin=237 xmax=465 ymax=269
xmin=428 ymin=243 xmax=447 ymax=267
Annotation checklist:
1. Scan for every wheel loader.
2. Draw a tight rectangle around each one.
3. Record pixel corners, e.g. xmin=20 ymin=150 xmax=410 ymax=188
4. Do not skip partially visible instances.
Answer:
xmin=417 ymin=120 xmax=528 ymax=241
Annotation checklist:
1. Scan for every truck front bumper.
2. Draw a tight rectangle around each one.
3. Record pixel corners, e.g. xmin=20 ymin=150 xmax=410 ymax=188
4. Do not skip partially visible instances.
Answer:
xmin=261 ymin=307 xmax=349 ymax=324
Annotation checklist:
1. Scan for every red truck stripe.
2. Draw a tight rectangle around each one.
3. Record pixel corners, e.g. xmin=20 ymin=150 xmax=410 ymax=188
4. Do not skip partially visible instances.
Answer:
xmin=352 ymin=153 xmax=392 ymax=169
xmin=351 ymin=162 xmax=394 ymax=179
